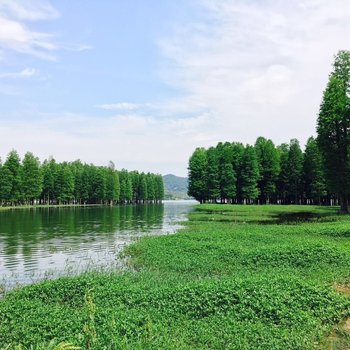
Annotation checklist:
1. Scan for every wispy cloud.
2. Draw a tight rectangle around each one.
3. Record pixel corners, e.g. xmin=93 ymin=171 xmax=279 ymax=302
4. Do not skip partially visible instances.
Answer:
xmin=0 ymin=67 xmax=37 ymax=78
xmin=0 ymin=0 xmax=59 ymax=21
xmin=0 ymin=0 xmax=91 ymax=60
xmin=0 ymin=112 xmax=212 ymax=175
xmin=97 ymin=103 xmax=142 ymax=111
xmin=158 ymin=0 xmax=350 ymax=147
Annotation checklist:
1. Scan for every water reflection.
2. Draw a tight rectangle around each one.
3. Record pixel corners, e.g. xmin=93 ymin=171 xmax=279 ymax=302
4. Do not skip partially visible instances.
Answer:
xmin=0 ymin=201 xmax=195 ymax=286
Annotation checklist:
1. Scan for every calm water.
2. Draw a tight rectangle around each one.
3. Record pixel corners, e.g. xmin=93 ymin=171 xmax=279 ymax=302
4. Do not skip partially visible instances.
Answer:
xmin=0 ymin=200 xmax=196 ymax=287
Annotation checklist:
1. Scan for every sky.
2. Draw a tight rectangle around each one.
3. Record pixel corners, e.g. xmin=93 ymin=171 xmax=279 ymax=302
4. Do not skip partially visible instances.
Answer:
xmin=0 ymin=0 xmax=350 ymax=176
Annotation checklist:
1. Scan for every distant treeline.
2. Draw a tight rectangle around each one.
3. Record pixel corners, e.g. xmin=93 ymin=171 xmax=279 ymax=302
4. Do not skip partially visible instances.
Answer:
xmin=0 ymin=150 xmax=164 ymax=206
xmin=188 ymin=137 xmax=330 ymax=205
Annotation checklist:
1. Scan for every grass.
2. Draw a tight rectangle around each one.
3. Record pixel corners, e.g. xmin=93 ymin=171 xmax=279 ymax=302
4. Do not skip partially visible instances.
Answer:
xmin=1 ymin=205 xmax=350 ymax=349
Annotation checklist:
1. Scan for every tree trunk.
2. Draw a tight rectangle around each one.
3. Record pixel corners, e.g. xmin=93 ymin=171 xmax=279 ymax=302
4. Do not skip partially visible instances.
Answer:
xmin=339 ymin=194 xmax=349 ymax=214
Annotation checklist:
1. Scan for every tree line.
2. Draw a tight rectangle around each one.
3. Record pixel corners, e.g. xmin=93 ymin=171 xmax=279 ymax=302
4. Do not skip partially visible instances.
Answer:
xmin=188 ymin=137 xmax=326 ymax=205
xmin=0 ymin=150 xmax=164 ymax=206
xmin=189 ymin=50 xmax=350 ymax=213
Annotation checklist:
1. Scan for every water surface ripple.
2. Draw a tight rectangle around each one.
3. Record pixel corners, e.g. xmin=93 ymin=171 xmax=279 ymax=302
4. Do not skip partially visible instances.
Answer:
xmin=0 ymin=200 xmax=195 ymax=287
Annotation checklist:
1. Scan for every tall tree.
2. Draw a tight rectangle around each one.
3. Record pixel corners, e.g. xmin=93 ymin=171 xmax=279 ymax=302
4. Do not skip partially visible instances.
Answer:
xmin=105 ymin=168 xmax=120 ymax=204
xmin=155 ymin=175 xmax=164 ymax=201
xmin=4 ymin=150 xmax=22 ymax=204
xmin=231 ymin=142 xmax=245 ymax=202
xmin=216 ymin=142 xmax=236 ymax=203
xmin=21 ymin=152 xmax=43 ymax=204
xmin=286 ymin=139 xmax=303 ymax=204
xmin=240 ymin=146 xmax=259 ymax=202
xmin=317 ymin=50 xmax=350 ymax=213
xmin=41 ymin=157 xmax=57 ymax=204
xmin=254 ymin=137 xmax=280 ymax=204
xmin=206 ymin=147 xmax=220 ymax=202
xmin=188 ymin=148 xmax=208 ymax=203
xmin=303 ymin=137 xmax=326 ymax=204
xmin=55 ymin=163 xmax=75 ymax=204
xmin=0 ymin=165 xmax=12 ymax=204
xmin=276 ymin=143 xmax=289 ymax=204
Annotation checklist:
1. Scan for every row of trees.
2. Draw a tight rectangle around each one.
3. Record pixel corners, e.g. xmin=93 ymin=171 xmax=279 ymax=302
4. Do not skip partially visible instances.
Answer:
xmin=189 ymin=50 xmax=350 ymax=213
xmin=0 ymin=150 xmax=164 ymax=206
xmin=188 ymin=137 xmax=326 ymax=205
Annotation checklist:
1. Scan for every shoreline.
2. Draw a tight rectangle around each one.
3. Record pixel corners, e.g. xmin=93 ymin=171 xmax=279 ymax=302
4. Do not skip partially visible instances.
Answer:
xmin=1 ymin=204 xmax=350 ymax=349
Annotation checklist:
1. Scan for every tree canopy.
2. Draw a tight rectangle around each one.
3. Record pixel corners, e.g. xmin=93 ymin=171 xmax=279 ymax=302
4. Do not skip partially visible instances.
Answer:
xmin=188 ymin=138 xmax=329 ymax=205
xmin=317 ymin=50 xmax=350 ymax=214
xmin=0 ymin=150 xmax=164 ymax=206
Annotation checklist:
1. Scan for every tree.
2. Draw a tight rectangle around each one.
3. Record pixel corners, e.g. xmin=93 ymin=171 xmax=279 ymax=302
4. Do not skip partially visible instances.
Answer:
xmin=119 ymin=169 xmax=133 ymax=203
xmin=155 ymin=175 xmax=164 ymax=201
xmin=231 ymin=142 xmax=245 ymax=202
xmin=317 ymin=50 xmax=350 ymax=214
xmin=4 ymin=150 xmax=22 ymax=204
xmin=303 ymin=137 xmax=326 ymax=204
xmin=286 ymin=139 xmax=303 ymax=204
xmin=276 ymin=143 xmax=289 ymax=204
xmin=105 ymin=168 xmax=120 ymax=204
xmin=254 ymin=137 xmax=280 ymax=204
xmin=240 ymin=146 xmax=259 ymax=202
xmin=41 ymin=157 xmax=57 ymax=204
xmin=188 ymin=148 xmax=208 ymax=203
xmin=146 ymin=173 xmax=156 ymax=201
xmin=0 ymin=165 xmax=12 ymax=204
xmin=55 ymin=163 xmax=74 ymax=204
xmin=21 ymin=152 xmax=43 ymax=204
xmin=216 ymin=142 xmax=236 ymax=203
xmin=206 ymin=147 xmax=220 ymax=202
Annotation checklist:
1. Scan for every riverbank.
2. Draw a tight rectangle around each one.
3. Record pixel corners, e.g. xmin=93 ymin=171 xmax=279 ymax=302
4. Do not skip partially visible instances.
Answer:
xmin=0 ymin=201 xmax=170 ymax=212
xmin=1 ymin=205 xmax=350 ymax=349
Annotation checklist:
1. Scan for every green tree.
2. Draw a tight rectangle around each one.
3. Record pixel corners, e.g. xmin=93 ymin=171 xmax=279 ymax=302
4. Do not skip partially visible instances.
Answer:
xmin=91 ymin=167 xmax=106 ymax=203
xmin=240 ymin=146 xmax=259 ymax=202
xmin=216 ymin=142 xmax=236 ymax=203
xmin=276 ymin=143 xmax=289 ymax=204
xmin=206 ymin=147 xmax=220 ymax=202
xmin=231 ymin=142 xmax=245 ymax=202
xmin=146 ymin=173 xmax=156 ymax=201
xmin=188 ymin=148 xmax=208 ymax=203
xmin=71 ymin=160 xmax=84 ymax=204
xmin=21 ymin=152 xmax=43 ymax=204
xmin=286 ymin=139 xmax=303 ymax=204
xmin=254 ymin=137 xmax=279 ymax=204
xmin=139 ymin=173 xmax=148 ymax=202
xmin=155 ymin=175 xmax=164 ymax=201
xmin=303 ymin=137 xmax=326 ymax=204
xmin=119 ymin=170 xmax=133 ymax=203
xmin=0 ymin=165 xmax=12 ymax=204
xmin=4 ymin=150 xmax=22 ymax=204
xmin=41 ymin=157 xmax=57 ymax=204
xmin=55 ymin=163 xmax=75 ymax=204
xmin=105 ymin=167 xmax=120 ymax=204
xmin=317 ymin=50 xmax=350 ymax=213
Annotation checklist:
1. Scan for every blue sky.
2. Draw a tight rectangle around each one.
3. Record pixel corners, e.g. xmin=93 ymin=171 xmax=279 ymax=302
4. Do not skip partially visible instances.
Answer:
xmin=1 ymin=0 xmax=350 ymax=176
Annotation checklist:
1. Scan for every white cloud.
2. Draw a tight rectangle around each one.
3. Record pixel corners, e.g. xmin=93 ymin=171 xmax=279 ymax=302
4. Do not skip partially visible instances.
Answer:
xmin=0 ymin=67 xmax=37 ymax=78
xmin=2 ymin=1 xmax=350 ymax=176
xmin=0 ymin=112 xmax=212 ymax=176
xmin=0 ymin=0 xmax=90 ymax=60
xmin=158 ymin=0 xmax=350 ymax=148
xmin=97 ymin=103 xmax=142 ymax=111
xmin=0 ymin=0 xmax=59 ymax=21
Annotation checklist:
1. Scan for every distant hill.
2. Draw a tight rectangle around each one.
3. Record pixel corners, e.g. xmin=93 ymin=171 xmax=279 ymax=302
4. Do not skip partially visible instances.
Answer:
xmin=163 ymin=174 xmax=190 ymax=200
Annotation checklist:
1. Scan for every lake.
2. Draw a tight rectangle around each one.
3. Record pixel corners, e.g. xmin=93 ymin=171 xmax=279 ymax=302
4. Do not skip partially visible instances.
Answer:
xmin=0 ymin=200 xmax=196 ymax=288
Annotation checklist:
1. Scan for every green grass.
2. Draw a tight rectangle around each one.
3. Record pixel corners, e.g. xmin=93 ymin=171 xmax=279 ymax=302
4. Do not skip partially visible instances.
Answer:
xmin=1 ymin=205 xmax=350 ymax=349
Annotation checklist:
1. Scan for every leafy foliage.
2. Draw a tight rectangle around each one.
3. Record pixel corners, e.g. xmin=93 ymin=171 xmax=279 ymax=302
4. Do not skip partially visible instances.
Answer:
xmin=1 ymin=205 xmax=350 ymax=349
xmin=0 ymin=150 xmax=164 ymax=206
xmin=317 ymin=50 xmax=350 ymax=213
